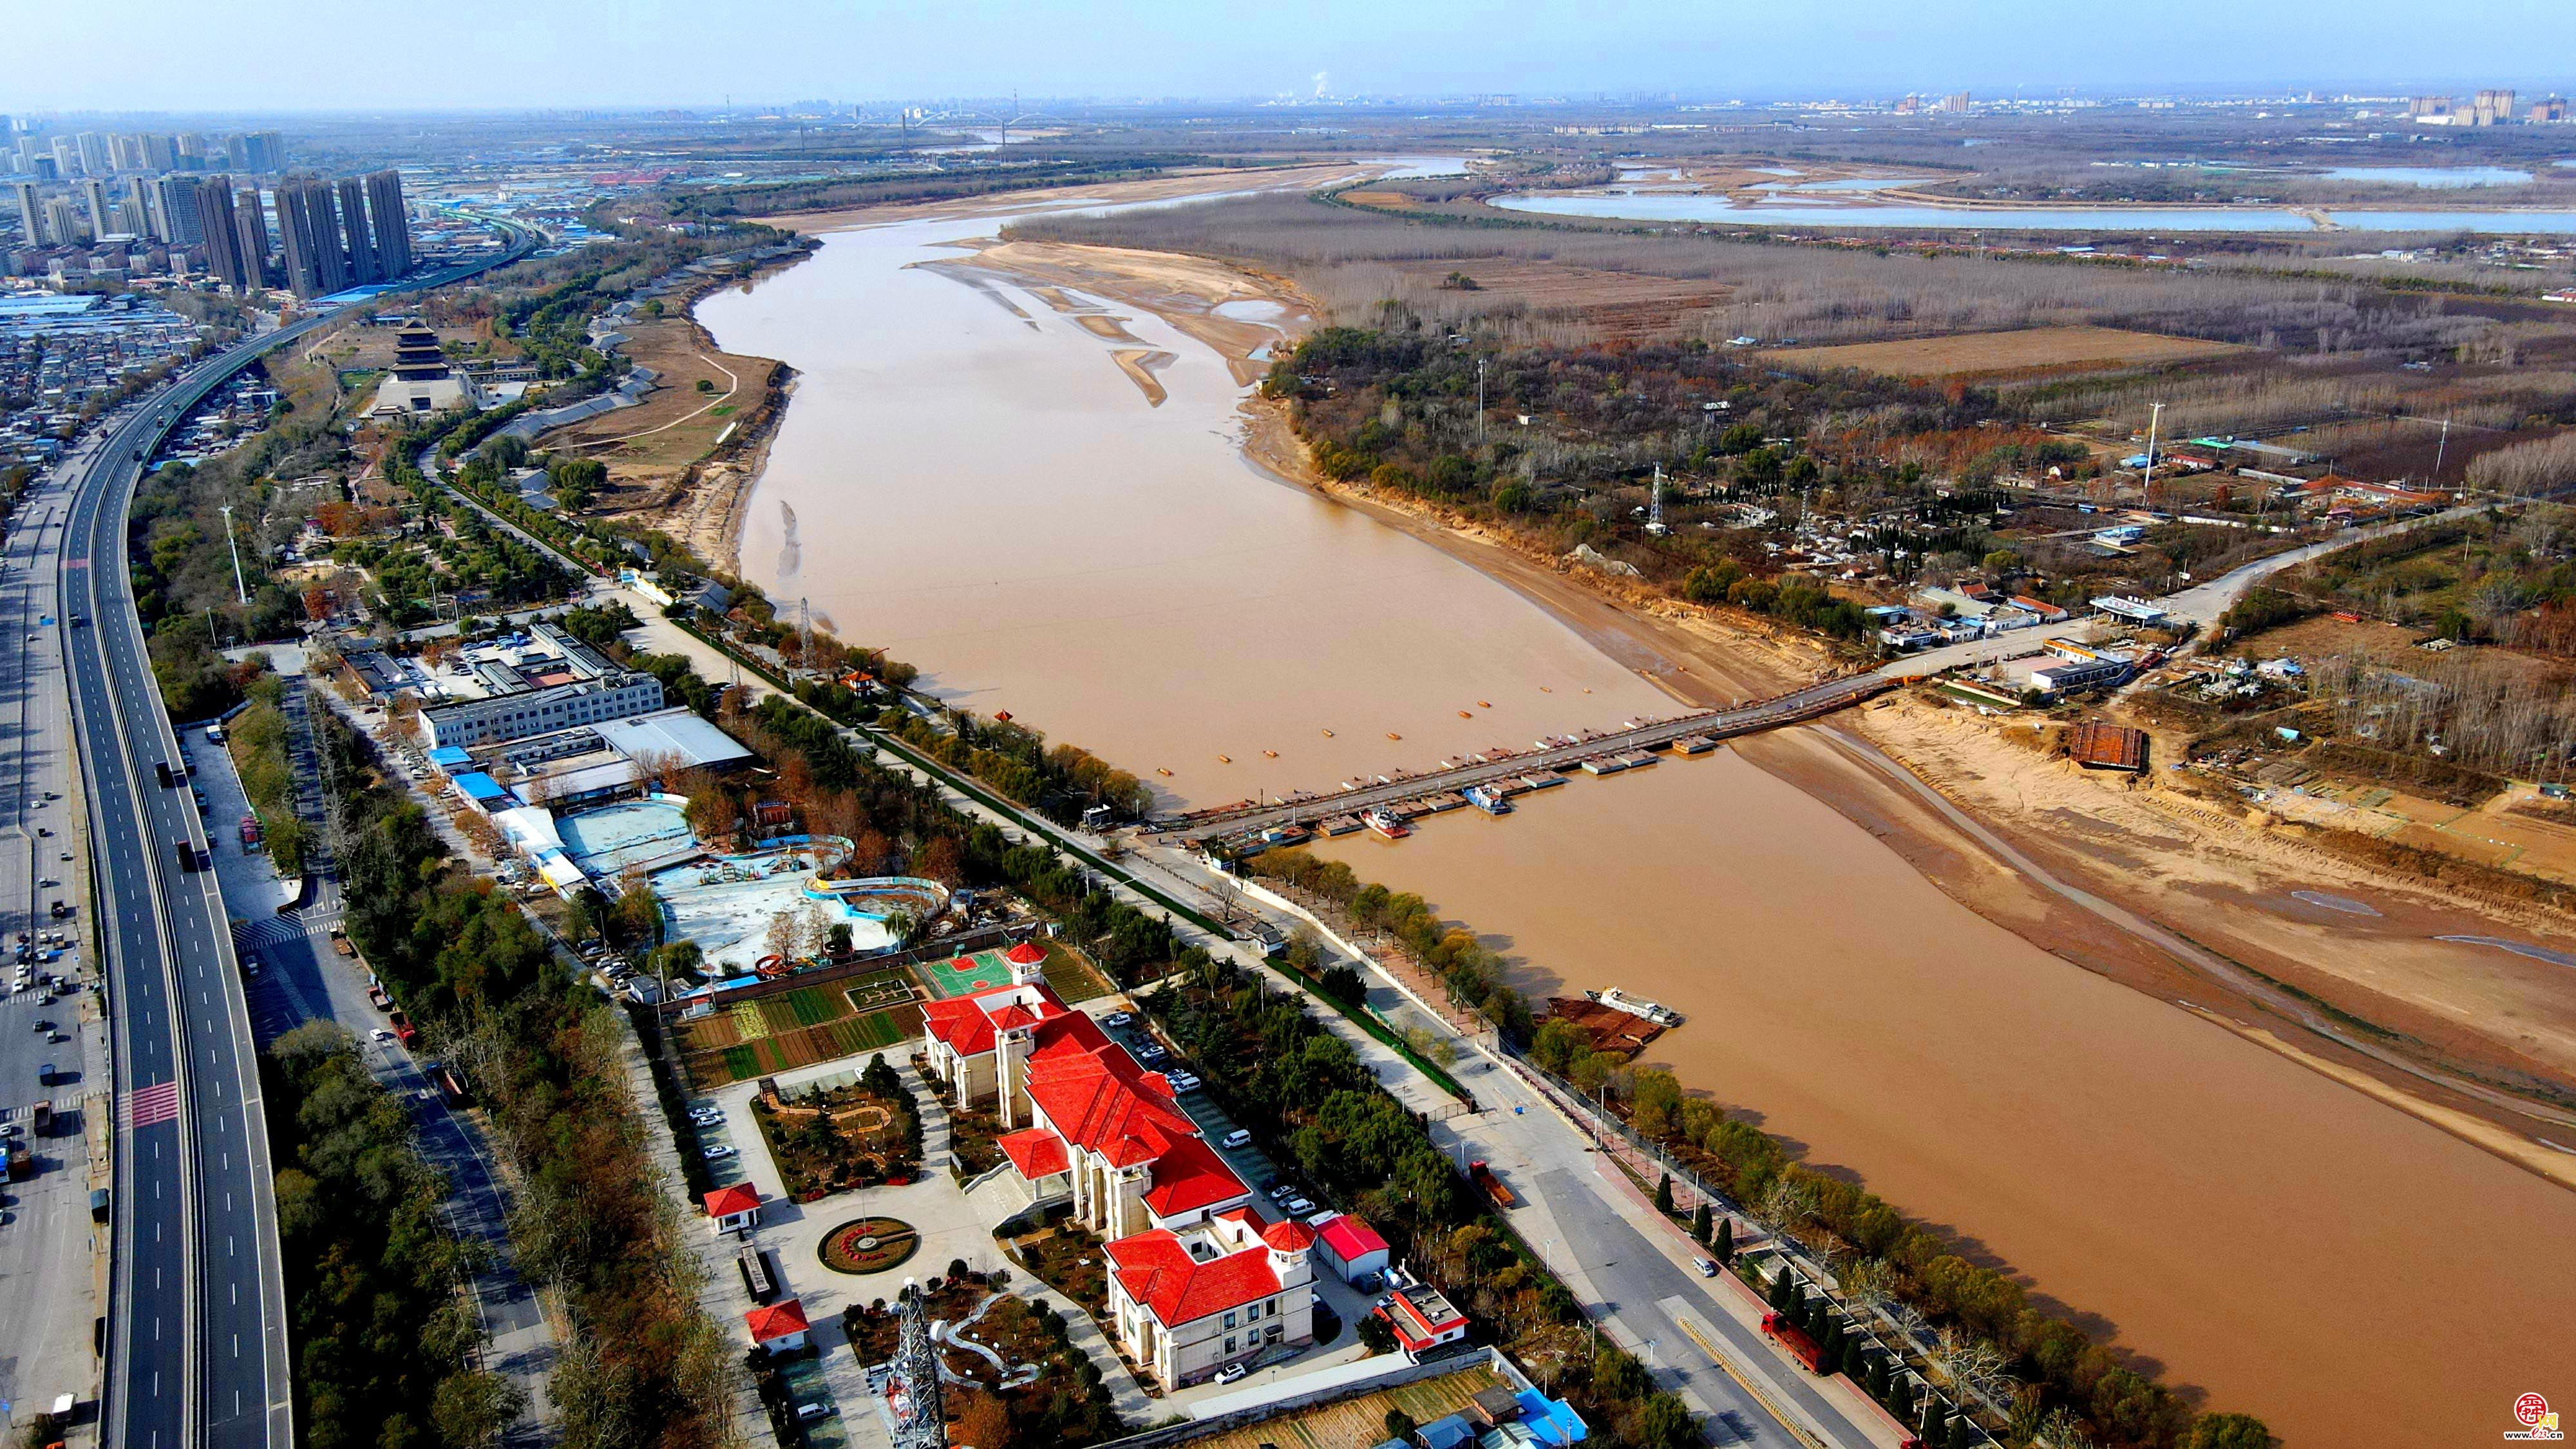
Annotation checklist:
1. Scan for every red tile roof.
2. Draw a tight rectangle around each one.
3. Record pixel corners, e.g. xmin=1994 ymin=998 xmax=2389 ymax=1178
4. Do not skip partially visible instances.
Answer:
xmin=921 ymin=981 xmax=1074 ymax=1057
xmin=1025 ymin=1040 xmax=1201 ymax=1166
xmin=1262 ymin=1217 xmax=1317 ymax=1252
xmin=926 ymin=979 xmax=1247 ymax=1213
xmin=1106 ymin=1229 xmax=1283 ymax=1327
xmin=1318 ymin=1215 xmax=1388 ymax=1262
xmin=1141 ymin=1133 xmax=1250 ymax=1218
xmin=703 ymin=1183 xmax=762 ymax=1219
xmin=746 ymin=1298 xmax=810 ymax=1343
xmin=998 ymin=1127 xmax=1071 ymax=1179
xmin=1005 ymin=941 xmax=1047 ymax=967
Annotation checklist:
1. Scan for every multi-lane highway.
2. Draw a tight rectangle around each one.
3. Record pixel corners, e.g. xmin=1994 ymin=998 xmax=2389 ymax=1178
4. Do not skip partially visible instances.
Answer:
xmin=27 ymin=225 xmax=533 ymax=1449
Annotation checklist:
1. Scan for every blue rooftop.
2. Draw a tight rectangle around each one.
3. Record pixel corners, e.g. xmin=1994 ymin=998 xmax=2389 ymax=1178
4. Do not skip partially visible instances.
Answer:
xmin=452 ymin=772 xmax=508 ymax=802
xmin=427 ymin=746 xmax=473 ymax=768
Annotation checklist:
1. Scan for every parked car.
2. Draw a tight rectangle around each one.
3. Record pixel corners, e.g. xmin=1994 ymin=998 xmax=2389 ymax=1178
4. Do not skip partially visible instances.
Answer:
xmin=1696 ymin=1259 xmax=1720 ymax=1278
xmin=1213 ymin=1361 xmax=1248 ymax=1386
xmin=702 ymin=1144 xmax=737 ymax=1160
xmin=1220 ymin=1129 xmax=1252 ymax=1150
xmin=371 ymin=1028 xmax=395 ymax=1043
xmin=689 ymin=1108 xmax=724 ymax=1126
xmin=1103 ymin=1010 xmax=1133 ymax=1027
xmin=1282 ymin=1196 xmax=1314 ymax=1216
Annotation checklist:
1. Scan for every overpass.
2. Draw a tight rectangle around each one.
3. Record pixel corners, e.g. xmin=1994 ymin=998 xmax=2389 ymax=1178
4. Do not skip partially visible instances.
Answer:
xmin=43 ymin=222 xmax=535 ymax=1449
xmin=1153 ymin=673 xmax=1893 ymax=846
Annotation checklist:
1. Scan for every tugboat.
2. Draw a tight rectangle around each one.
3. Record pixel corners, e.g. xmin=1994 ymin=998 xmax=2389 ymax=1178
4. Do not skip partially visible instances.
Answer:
xmin=1363 ymin=809 xmax=1412 ymax=840
xmin=1464 ymin=784 xmax=1513 ymax=816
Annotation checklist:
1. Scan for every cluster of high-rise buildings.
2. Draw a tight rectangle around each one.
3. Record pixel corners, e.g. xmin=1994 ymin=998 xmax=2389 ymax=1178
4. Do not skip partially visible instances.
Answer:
xmin=1 ymin=122 xmax=282 ymax=182
xmin=2 ymin=118 xmax=417 ymax=300
xmin=9 ymin=167 xmax=412 ymax=299
xmin=2405 ymin=90 xmax=2573 ymax=126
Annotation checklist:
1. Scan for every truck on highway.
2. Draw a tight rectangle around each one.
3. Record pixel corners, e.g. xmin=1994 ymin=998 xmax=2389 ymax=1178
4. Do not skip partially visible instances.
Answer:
xmin=330 ymin=927 xmax=355 ymax=958
xmin=239 ymin=814 xmax=263 ymax=849
xmin=1760 ymin=1312 xmax=1827 ymax=1374
xmin=1468 ymin=1159 xmax=1516 ymax=1209
xmin=386 ymin=1009 xmax=417 ymax=1046
xmin=32 ymin=1099 xmax=54 ymax=1135
xmin=4 ymin=1137 xmax=30 ymax=1179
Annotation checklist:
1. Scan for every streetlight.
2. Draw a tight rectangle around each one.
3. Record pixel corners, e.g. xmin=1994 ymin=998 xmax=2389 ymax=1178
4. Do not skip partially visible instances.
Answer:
xmin=220 ymin=503 xmax=249 ymax=605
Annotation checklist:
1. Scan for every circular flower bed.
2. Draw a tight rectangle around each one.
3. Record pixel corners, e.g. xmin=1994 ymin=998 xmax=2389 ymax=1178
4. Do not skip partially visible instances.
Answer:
xmin=820 ymin=1217 xmax=920 ymax=1274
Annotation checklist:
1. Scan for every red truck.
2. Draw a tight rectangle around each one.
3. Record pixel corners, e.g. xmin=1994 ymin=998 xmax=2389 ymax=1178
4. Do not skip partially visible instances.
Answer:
xmin=239 ymin=814 xmax=263 ymax=849
xmin=1468 ymin=1159 xmax=1517 ymax=1209
xmin=387 ymin=1009 xmax=418 ymax=1046
xmin=1761 ymin=1312 xmax=1827 ymax=1374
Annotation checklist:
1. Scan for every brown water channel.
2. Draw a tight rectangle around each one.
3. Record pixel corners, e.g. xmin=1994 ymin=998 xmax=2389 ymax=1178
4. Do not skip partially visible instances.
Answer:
xmin=697 ymin=195 xmax=2576 ymax=1446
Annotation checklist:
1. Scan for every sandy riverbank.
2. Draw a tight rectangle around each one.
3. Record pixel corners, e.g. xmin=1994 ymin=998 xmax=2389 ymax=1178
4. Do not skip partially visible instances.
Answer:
xmin=706 ymin=166 xmax=2576 ymax=1195
xmin=844 ymin=220 xmax=2576 ymax=1182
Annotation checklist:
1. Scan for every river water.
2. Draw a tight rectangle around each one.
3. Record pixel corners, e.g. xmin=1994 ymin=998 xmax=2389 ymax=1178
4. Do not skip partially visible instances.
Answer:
xmin=696 ymin=194 xmax=2576 ymax=1446
xmin=1491 ymin=191 xmax=2576 ymax=234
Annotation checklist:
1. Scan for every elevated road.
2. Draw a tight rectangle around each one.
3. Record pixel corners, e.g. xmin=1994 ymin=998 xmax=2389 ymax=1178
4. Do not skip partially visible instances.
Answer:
xmin=41 ymin=226 xmax=533 ymax=1449
xmin=1156 ymin=673 xmax=1893 ymax=844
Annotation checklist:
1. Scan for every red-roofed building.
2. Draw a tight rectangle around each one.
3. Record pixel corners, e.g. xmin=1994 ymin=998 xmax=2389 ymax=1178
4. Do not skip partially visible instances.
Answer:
xmin=1313 ymin=1213 xmax=1391 ymax=1283
xmin=922 ymin=962 xmax=1249 ymax=1240
xmin=1104 ymin=1206 xmax=1315 ymax=1388
xmin=1381 ymin=1283 xmax=1470 ymax=1359
xmin=746 ymin=1298 xmax=810 ymax=1350
xmin=702 ymin=1183 xmax=763 ymax=1235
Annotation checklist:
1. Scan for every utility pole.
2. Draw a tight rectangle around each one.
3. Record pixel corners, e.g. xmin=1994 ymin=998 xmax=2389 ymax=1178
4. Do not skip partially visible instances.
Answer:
xmin=220 ymin=503 xmax=249 ymax=603
xmin=2432 ymin=417 xmax=2451 ymax=487
xmin=1476 ymin=358 xmax=1486 ymax=446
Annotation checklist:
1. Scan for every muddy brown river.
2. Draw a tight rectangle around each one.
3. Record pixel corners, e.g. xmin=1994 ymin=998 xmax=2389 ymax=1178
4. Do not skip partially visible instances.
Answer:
xmin=698 ymin=194 xmax=2576 ymax=1446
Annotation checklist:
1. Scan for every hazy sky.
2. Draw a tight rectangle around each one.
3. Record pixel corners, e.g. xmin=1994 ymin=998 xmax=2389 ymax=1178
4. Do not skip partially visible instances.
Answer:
xmin=16 ymin=0 xmax=2576 ymax=113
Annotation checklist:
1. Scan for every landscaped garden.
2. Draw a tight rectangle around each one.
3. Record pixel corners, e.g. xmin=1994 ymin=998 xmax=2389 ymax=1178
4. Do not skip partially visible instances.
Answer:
xmin=753 ymin=1054 xmax=923 ymax=1199
xmin=819 ymin=1217 xmax=921 ymax=1275
xmin=842 ymin=1265 xmax=1125 ymax=1449
xmin=1000 ymin=1211 xmax=1110 ymax=1316
xmin=679 ymin=974 xmax=924 ymax=1086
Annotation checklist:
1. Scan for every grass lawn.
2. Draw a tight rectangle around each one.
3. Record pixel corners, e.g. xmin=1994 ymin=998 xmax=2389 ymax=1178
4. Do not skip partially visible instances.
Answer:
xmin=1040 ymin=941 xmax=1113 ymax=1005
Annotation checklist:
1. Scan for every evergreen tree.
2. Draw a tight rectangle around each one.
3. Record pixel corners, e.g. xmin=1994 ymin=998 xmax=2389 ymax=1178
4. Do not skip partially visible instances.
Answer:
xmin=1712 ymin=1217 xmax=1734 ymax=1264
xmin=1654 ymin=1172 xmax=1674 ymax=1215
xmin=1690 ymin=1202 xmax=1712 ymax=1244
xmin=1816 ymin=1316 xmax=1845 ymax=1377
xmin=1768 ymin=1267 xmax=1797 ymax=1312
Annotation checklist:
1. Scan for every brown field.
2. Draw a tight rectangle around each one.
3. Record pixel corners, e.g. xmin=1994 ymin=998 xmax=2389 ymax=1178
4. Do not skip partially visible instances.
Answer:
xmin=1378 ymin=257 xmax=1734 ymax=340
xmin=558 ymin=312 xmax=782 ymax=499
xmin=1765 ymin=325 xmax=2241 ymax=379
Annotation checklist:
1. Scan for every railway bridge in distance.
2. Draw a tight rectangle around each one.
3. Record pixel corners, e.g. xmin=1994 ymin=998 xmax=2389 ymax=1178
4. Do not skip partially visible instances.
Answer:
xmin=1150 ymin=672 xmax=1897 ymax=848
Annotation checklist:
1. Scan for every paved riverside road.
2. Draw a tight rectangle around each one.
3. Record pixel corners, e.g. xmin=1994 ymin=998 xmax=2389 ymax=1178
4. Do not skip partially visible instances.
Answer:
xmin=60 ymin=384 xmax=293 ymax=1449
xmin=1873 ymin=505 xmax=2483 ymax=681
xmin=44 ymin=223 xmax=537 ymax=1449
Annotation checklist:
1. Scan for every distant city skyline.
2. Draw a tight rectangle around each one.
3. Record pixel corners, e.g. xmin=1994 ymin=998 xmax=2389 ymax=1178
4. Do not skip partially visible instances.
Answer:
xmin=11 ymin=0 xmax=2576 ymax=113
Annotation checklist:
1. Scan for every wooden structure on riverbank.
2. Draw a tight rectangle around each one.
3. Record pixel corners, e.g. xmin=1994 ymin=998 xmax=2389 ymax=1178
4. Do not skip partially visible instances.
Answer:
xmin=1542 ymin=997 xmax=1665 ymax=1056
